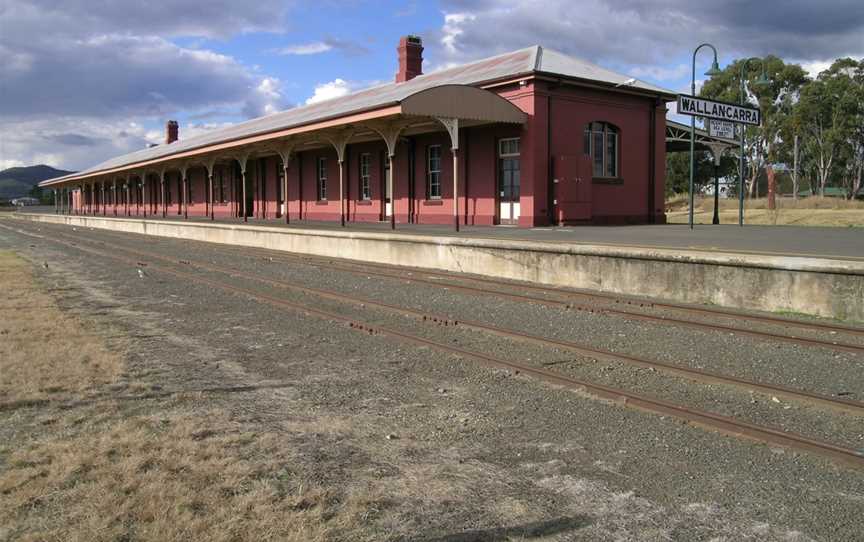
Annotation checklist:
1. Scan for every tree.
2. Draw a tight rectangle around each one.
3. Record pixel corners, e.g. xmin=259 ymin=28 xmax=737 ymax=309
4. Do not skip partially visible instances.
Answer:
xmin=794 ymin=58 xmax=862 ymax=197
xmin=665 ymin=150 xmax=715 ymax=197
xmin=28 ymin=184 xmax=53 ymax=204
xmin=700 ymin=56 xmax=809 ymax=198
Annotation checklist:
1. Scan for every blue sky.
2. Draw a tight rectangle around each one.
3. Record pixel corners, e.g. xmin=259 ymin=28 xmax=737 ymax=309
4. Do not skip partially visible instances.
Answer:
xmin=2 ymin=0 xmax=862 ymax=171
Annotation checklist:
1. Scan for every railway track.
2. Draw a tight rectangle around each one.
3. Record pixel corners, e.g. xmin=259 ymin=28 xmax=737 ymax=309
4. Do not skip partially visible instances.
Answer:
xmin=34 ymin=224 xmax=864 ymax=416
xmin=4 ymin=220 xmax=864 ymax=469
xmin=161 ymin=237 xmax=864 ymax=355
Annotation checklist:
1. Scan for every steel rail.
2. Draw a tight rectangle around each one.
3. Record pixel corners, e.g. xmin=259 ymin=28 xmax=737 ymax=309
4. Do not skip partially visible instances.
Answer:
xmin=68 ymin=222 xmax=864 ymax=338
xmin=20 ymin=223 xmax=864 ymax=416
xmin=195 ymin=242 xmax=864 ymax=355
xmin=77 ymin=233 xmax=864 ymax=414
xmin=5 ymin=221 xmax=863 ymax=469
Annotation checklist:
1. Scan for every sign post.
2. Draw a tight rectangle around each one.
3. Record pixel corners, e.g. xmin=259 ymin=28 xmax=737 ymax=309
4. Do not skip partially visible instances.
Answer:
xmin=678 ymin=92 xmax=761 ymax=229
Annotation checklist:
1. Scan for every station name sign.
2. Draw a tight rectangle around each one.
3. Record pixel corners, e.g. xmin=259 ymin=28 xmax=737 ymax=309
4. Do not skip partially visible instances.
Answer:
xmin=677 ymin=95 xmax=761 ymax=126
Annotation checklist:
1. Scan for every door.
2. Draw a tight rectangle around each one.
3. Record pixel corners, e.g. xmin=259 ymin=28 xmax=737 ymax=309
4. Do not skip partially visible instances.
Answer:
xmin=498 ymin=138 xmax=521 ymax=225
xmin=553 ymin=155 xmax=592 ymax=224
xmin=383 ymin=154 xmax=392 ymax=218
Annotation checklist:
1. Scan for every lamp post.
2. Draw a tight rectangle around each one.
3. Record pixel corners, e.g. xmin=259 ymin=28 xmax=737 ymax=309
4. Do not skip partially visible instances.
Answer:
xmin=737 ymin=58 xmax=770 ymax=226
xmin=689 ymin=43 xmax=722 ymax=229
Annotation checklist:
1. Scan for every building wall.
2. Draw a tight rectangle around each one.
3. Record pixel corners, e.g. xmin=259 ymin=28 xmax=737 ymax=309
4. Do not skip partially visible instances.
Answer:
xmin=65 ymin=80 xmax=667 ymax=227
xmin=540 ymin=81 xmax=667 ymax=225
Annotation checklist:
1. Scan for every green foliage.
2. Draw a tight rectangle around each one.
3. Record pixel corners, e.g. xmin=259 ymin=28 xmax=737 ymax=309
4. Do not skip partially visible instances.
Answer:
xmin=689 ymin=55 xmax=864 ymax=200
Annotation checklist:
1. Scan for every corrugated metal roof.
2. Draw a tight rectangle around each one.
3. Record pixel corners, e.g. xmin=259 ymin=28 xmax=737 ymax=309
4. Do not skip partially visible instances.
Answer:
xmin=43 ymin=46 xmax=676 ymax=186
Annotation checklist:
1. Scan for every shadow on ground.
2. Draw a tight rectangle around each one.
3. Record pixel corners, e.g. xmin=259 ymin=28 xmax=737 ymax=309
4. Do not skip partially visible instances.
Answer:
xmin=419 ymin=516 xmax=592 ymax=541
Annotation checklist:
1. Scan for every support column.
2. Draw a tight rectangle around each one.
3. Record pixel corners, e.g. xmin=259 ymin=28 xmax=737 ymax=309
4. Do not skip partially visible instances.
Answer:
xmin=325 ymin=130 xmax=353 ymax=227
xmin=452 ymin=148 xmax=460 ymax=232
xmin=367 ymin=121 xmax=409 ymax=230
xmin=276 ymin=143 xmax=295 ymax=225
xmin=141 ymin=175 xmax=147 ymax=217
xmin=237 ymin=154 xmax=250 ymax=223
xmin=182 ymin=167 xmax=189 ymax=219
xmin=206 ymin=160 xmax=216 ymax=221
xmin=160 ymin=171 xmax=166 ymax=218
xmin=435 ymin=117 xmax=461 ymax=232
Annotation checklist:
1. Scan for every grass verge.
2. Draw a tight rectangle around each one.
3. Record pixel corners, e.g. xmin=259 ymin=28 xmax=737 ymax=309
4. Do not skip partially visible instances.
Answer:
xmin=0 ymin=251 xmax=380 ymax=541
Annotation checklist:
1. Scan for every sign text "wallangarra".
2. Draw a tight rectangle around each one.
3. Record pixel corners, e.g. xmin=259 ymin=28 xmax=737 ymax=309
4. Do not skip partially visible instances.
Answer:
xmin=677 ymin=95 xmax=761 ymax=126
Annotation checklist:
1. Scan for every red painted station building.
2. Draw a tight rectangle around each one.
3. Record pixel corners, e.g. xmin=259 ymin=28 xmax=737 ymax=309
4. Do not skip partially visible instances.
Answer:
xmin=43 ymin=36 xmax=675 ymax=227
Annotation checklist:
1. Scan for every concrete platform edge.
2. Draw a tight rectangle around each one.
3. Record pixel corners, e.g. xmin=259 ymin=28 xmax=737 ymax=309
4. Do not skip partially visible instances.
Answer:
xmin=15 ymin=214 xmax=864 ymax=322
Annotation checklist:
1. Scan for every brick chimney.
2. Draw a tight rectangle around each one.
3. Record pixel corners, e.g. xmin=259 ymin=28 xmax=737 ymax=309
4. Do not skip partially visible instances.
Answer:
xmin=165 ymin=120 xmax=179 ymax=144
xmin=396 ymin=36 xmax=423 ymax=83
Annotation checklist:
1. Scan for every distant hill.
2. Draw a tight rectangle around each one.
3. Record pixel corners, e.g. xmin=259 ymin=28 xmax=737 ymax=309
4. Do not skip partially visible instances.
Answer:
xmin=0 ymin=165 xmax=75 ymax=198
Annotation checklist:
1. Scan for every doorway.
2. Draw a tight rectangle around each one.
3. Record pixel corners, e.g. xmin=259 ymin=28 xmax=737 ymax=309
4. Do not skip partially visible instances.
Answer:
xmin=498 ymin=138 xmax=520 ymax=225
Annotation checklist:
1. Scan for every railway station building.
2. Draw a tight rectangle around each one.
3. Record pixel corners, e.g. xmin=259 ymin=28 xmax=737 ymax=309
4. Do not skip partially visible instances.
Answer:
xmin=43 ymin=36 xmax=676 ymax=227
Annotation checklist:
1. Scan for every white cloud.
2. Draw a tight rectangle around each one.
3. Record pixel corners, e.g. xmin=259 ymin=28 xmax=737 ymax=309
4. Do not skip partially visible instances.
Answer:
xmin=272 ymin=37 xmax=371 ymax=57
xmin=630 ymin=64 xmax=689 ymax=83
xmin=276 ymin=42 xmax=333 ymax=55
xmin=799 ymin=60 xmax=833 ymax=78
xmin=441 ymin=13 xmax=476 ymax=55
xmin=433 ymin=0 xmax=864 ymax=77
xmin=0 ymin=0 xmax=292 ymax=170
xmin=305 ymin=79 xmax=352 ymax=105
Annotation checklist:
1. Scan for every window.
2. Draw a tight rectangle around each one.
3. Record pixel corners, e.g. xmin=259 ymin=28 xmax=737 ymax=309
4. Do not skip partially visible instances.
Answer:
xmin=317 ymin=157 xmax=327 ymax=201
xmin=427 ymin=145 xmax=442 ymax=199
xmin=499 ymin=137 xmax=520 ymax=157
xmin=359 ymin=153 xmax=371 ymax=200
xmin=583 ymin=122 xmax=619 ymax=178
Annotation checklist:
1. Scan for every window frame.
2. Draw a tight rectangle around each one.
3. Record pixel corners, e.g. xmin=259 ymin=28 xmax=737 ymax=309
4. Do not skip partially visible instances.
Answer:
xmin=498 ymin=137 xmax=520 ymax=158
xmin=359 ymin=153 xmax=372 ymax=201
xmin=317 ymin=156 xmax=328 ymax=201
xmin=426 ymin=144 xmax=442 ymax=200
xmin=583 ymin=122 xmax=620 ymax=179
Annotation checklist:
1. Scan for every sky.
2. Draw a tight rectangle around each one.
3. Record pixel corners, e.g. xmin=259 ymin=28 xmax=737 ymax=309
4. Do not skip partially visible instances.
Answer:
xmin=1 ymin=0 xmax=862 ymax=172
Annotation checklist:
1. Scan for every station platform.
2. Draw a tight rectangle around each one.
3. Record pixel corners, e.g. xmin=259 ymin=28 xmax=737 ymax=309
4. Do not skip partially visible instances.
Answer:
xmin=10 ymin=210 xmax=864 ymax=321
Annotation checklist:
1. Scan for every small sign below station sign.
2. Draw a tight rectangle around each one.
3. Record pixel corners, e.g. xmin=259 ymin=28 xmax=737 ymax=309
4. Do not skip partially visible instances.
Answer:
xmin=708 ymin=119 xmax=736 ymax=139
xmin=677 ymin=95 xmax=761 ymax=126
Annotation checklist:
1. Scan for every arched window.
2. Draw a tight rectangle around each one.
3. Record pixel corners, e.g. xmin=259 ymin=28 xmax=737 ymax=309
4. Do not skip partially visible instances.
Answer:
xmin=583 ymin=122 xmax=619 ymax=178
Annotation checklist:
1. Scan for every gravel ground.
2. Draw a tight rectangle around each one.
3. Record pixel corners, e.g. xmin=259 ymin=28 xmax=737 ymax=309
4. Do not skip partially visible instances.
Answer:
xmin=4 ymin=218 xmax=864 ymax=541
xmin=57 ymin=223 xmax=864 ymax=401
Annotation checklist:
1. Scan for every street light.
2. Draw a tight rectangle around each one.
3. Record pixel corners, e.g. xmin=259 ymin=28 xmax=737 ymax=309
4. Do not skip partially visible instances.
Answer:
xmin=689 ymin=43 xmax=722 ymax=229
xmin=737 ymin=58 xmax=770 ymax=226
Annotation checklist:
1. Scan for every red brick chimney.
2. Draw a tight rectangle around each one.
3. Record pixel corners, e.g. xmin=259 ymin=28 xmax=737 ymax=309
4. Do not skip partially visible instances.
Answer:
xmin=396 ymin=36 xmax=423 ymax=83
xmin=165 ymin=120 xmax=179 ymax=144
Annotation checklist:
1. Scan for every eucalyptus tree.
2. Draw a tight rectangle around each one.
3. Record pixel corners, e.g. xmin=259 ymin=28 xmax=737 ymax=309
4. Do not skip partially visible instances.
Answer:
xmin=795 ymin=58 xmax=863 ymax=197
xmin=700 ymin=56 xmax=808 ymax=198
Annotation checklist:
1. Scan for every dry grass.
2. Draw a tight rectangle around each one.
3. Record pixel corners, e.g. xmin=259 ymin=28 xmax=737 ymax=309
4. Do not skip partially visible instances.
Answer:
xmin=0 ymin=252 xmax=382 ymax=542
xmin=667 ymin=197 xmax=864 ymax=227
xmin=0 ymin=407 xmax=377 ymax=542
xmin=0 ymin=251 xmax=123 ymax=404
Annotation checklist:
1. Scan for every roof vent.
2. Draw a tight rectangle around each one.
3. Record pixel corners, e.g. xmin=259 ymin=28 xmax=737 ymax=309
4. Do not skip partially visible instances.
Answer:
xmin=396 ymin=35 xmax=423 ymax=83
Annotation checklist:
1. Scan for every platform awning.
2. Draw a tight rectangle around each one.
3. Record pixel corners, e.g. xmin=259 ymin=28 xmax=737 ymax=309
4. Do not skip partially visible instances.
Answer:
xmin=400 ymin=84 xmax=527 ymax=124
xmin=40 ymin=85 xmax=526 ymax=188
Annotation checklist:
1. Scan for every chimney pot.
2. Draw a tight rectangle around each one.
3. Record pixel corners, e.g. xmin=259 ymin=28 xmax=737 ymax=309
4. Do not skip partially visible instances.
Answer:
xmin=396 ymin=35 xmax=423 ymax=83
xmin=165 ymin=120 xmax=179 ymax=144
